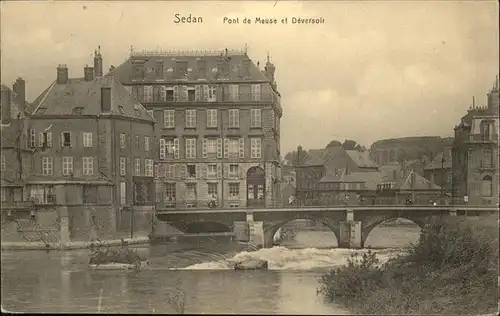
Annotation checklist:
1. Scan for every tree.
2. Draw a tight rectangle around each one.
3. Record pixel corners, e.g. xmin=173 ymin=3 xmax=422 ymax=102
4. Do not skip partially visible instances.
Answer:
xmin=284 ymin=149 xmax=310 ymax=166
xmin=326 ymin=140 xmax=342 ymax=148
xmin=342 ymin=140 xmax=358 ymax=150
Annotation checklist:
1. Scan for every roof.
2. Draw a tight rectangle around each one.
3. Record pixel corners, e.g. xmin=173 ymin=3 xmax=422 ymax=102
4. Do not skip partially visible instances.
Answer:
xmin=320 ymin=168 xmax=387 ymax=190
xmin=399 ymin=171 xmax=441 ymax=191
xmin=107 ymin=50 xmax=270 ymax=84
xmin=30 ymin=76 xmax=155 ymax=122
xmin=302 ymin=147 xmax=346 ymax=166
xmin=424 ymin=151 xmax=452 ymax=170
xmin=345 ymin=150 xmax=378 ymax=168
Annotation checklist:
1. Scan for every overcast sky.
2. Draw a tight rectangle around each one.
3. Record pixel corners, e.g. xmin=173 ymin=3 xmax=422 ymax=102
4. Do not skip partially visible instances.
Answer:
xmin=1 ymin=1 xmax=498 ymax=154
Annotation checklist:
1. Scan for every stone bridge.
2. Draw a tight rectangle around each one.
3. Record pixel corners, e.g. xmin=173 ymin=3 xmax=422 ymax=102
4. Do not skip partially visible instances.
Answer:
xmin=155 ymin=206 xmax=498 ymax=248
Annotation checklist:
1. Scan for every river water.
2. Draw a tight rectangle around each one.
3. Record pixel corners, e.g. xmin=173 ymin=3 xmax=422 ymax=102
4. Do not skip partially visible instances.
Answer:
xmin=1 ymin=224 xmax=420 ymax=314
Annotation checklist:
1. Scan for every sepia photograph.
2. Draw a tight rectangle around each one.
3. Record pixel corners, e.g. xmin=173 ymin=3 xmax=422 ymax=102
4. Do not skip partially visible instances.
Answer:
xmin=0 ymin=0 xmax=499 ymax=314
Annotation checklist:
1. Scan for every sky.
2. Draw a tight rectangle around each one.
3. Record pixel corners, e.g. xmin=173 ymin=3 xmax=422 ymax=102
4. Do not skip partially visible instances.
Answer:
xmin=1 ymin=0 xmax=498 ymax=155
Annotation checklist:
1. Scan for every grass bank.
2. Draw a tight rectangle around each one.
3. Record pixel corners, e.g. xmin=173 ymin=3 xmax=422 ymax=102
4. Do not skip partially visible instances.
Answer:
xmin=318 ymin=215 xmax=499 ymax=315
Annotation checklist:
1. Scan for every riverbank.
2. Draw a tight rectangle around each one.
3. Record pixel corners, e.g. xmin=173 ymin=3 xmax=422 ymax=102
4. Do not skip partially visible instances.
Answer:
xmin=0 ymin=237 xmax=151 ymax=251
xmin=318 ymin=215 xmax=499 ymax=315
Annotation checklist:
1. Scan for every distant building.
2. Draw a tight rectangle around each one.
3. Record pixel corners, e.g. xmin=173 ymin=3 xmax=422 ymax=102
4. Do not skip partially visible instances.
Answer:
xmin=424 ymin=147 xmax=452 ymax=194
xmin=452 ymin=78 xmax=499 ymax=206
xmin=108 ymin=48 xmax=283 ymax=209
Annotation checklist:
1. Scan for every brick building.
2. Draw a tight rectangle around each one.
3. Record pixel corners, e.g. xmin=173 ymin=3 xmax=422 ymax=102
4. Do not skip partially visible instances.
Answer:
xmin=2 ymin=48 xmax=157 ymax=245
xmin=107 ymin=48 xmax=283 ymax=209
xmin=452 ymin=78 xmax=499 ymax=206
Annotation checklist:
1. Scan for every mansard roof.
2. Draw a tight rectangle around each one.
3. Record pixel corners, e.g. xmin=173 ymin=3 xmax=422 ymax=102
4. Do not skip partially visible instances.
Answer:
xmin=30 ymin=76 xmax=155 ymax=122
xmin=107 ymin=49 xmax=270 ymax=84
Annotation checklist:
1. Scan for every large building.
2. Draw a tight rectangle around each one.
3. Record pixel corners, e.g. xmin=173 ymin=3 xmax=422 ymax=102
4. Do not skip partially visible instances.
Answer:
xmin=1 ymin=48 xmax=157 ymax=244
xmin=452 ymin=78 xmax=499 ymax=206
xmin=107 ymin=48 xmax=283 ymax=209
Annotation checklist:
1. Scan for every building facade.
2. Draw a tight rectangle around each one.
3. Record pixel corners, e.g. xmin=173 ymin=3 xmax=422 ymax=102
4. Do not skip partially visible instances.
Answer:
xmin=423 ymin=147 xmax=452 ymax=194
xmin=452 ymin=78 xmax=499 ymax=206
xmin=108 ymin=48 xmax=283 ymax=209
xmin=1 ymin=49 xmax=157 ymax=245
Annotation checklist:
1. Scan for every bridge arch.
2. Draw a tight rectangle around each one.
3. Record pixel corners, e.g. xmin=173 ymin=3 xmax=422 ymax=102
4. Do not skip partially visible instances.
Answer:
xmin=361 ymin=214 xmax=428 ymax=248
xmin=263 ymin=216 xmax=340 ymax=248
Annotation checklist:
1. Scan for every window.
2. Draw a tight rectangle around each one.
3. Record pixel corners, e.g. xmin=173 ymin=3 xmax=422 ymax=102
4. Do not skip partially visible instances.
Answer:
xmin=480 ymin=121 xmax=491 ymax=141
xmin=208 ymin=86 xmax=217 ymax=101
xmin=229 ymin=183 xmax=240 ymax=199
xmin=250 ymin=109 xmax=262 ymax=128
xmin=165 ymin=164 xmax=174 ymax=179
xmin=83 ymin=185 xmax=98 ymax=204
xmin=30 ymin=185 xmax=55 ymax=204
xmin=187 ymin=164 xmax=196 ymax=178
xmin=83 ymin=157 xmax=94 ymax=175
xmin=145 ymin=159 xmax=154 ymax=177
xmin=185 ymin=109 xmax=197 ymax=128
xmin=165 ymin=183 xmax=176 ymax=202
xmin=208 ymin=183 xmax=217 ymax=196
xmin=144 ymin=86 xmax=153 ymax=102
xmin=251 ymin=138 xmax=262 ymax=158
xmin=40 ymin=132 xmax=53 ymax=148
xmin=134 ymin=135 xmax=140 ymax=150
xmin=164 ymin=110 xmax=175 ymax=128
xmin=144 ymin=136 xmax=150 ymax=151
xmin=120 ymin=133 xmax=126 ymax=148
xmin=120 ymin=182 xmax=126 ymax=205
xmin=229 ymin=84 xmax=239 ymax=101
xmin=229 ymin=164 xmax=239 ymax=178
xmin=188 ymin=88 xmax=196 ymax=101
xmin=251 ymin=84 xmax=261 ymax=101
xmin=61 ymin=132 xmax=71 ymax=147
xmin=42 ymin=157 xmax=53 ymax=175
xmin=120 ymin=157 xmax=126 ymax=176
xmin=207 ymin=164 xmax=217 ymax=178
xmin=29 ymin=129 xmax=36 ymax=148
xmin=228 ymin=139 xmax=239 ymax=155
xmin=482 ymin=149 xmax=493 ymax=167
xmin=481 ymin=175 xmax=493 ymax=197
xmin=1 ymin=155 xmax=4 ymax=171
xmin=228 ymin=109 xmax=239 ymax=128
xmin=135 ymin=158 xmax=141 ymax=176
xmin=166 ymin=88 xmax=174 ymax=102
xmin=62 ymin=157 xmax=73 ymax=175
xmin=185 ymin=138 xmax=196 ymax=159
xmin=206 ymin=109 xmax=218 ymax=128
xmin=206 ymin=139 xmax=217 ymax=154
xmin=83 ymin=132 xmax=92 ymax=148
xmin=185 ymin=183 xmax=197 ymax=201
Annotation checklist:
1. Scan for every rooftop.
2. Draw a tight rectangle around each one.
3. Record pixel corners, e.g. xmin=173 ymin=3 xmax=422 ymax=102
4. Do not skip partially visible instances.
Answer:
xmin=30 ymin=76 xmax=155 ymax=122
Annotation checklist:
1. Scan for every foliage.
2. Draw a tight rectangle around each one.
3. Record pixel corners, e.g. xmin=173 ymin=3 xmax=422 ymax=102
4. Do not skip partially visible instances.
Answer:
xmin=341 ymin=140 xmax=358 ymax=150
xmin=326 ymin=140 xmax=342 ymax=148
xmin=318 ymin=215 xmax=499 ymax=315
xmin=284 ymin=149 xmax=310 ymax=165
xmin=89 ymin=240 xmax=142 ymax=267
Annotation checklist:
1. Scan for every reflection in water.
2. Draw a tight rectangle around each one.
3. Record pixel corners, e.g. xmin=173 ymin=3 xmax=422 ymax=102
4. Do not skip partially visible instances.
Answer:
xmin=1 ymin=226 xmax=420 ymax=314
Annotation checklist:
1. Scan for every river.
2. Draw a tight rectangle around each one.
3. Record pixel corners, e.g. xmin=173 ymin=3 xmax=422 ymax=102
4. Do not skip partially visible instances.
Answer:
xmin=1 ymin=224 xmax=421 ymax=314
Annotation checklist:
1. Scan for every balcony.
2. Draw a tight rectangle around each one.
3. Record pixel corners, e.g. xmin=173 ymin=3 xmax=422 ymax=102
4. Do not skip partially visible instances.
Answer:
xmin=467 ymin=133 xmax=499 ymax=143
xmin=1 ymin=200 xmax=34 ymax=210
xmin=141 ymin=92 xmax=278 ymax=106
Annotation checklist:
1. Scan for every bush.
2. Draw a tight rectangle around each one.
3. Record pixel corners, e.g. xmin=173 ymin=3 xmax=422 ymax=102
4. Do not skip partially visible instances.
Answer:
xmin=318 ymin=215 xmax=499 ymax=315
xmin=89 ymin=241 xmax=142 ymax=266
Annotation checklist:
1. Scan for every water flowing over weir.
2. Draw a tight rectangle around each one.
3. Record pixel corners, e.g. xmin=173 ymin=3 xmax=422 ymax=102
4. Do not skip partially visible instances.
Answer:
xmin=169 ymin=246 xmax=403 ymax=271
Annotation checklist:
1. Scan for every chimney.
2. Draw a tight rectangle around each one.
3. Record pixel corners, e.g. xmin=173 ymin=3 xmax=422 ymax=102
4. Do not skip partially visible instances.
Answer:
xmin=429 ymin=173 xmax=435 ymax=189
xmin=94 ymin=46 xmax=103 ymax=78
xmin=410 ymin=171 xmax=416 ymax=189
xmin=12 ymin=77 xmax=26 ymax=105
xmin=84 ymin=65 xmax=94 ymax=81
xmin=57 ymin=64 xmax=69 ymax=84
xmin=264 ymin=52 xmax=276 ymax=84
xmin=101 ymin=87 xmax=111 ymax=112
xmin=1 ymin=86 xmax=12 ymax=124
